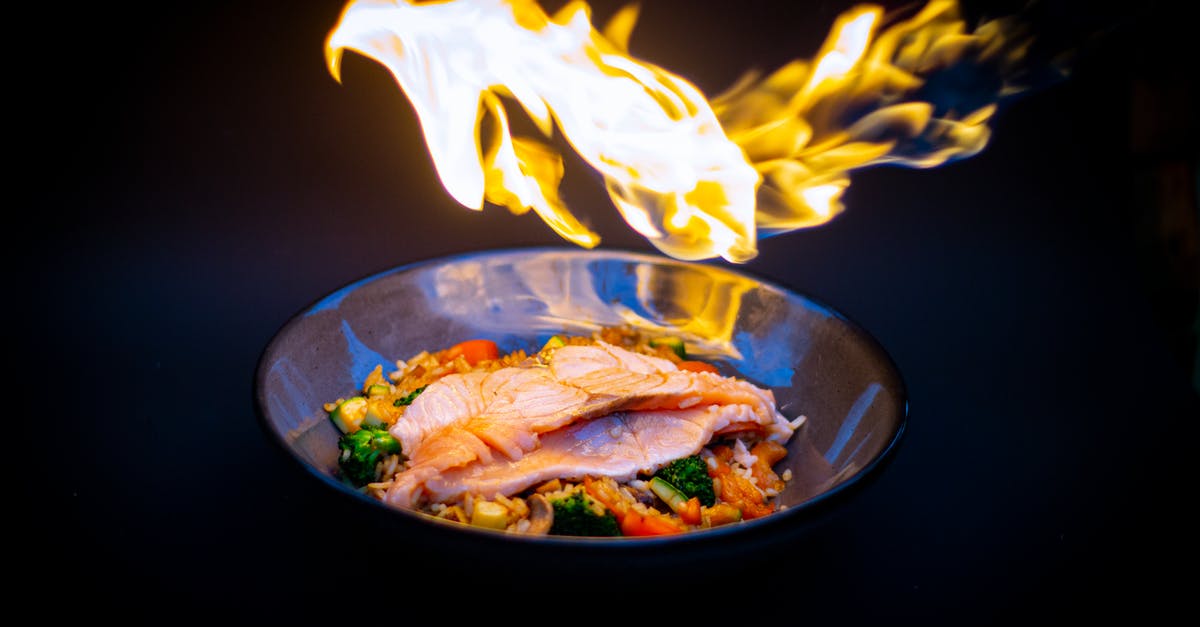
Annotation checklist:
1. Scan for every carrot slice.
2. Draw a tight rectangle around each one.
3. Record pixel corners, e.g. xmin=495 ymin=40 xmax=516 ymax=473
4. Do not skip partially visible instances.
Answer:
xmin=620 ymin=510 xmax=685 ymax=536
xmin=443 ymin=339 xmax=499 ymax=366
xmin=676 ymin=360 xmax=720 ymax=374
xmin=679 ymin=497 xmax=702 ymax=525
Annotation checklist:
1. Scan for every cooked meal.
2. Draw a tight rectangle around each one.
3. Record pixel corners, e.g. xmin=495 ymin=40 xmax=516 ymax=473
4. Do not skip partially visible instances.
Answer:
xmin=324 ymin=326 xmax=806 ymax=536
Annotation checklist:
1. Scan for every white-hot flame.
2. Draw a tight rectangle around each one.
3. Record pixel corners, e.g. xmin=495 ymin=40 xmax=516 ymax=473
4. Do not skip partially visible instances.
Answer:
xmin=328 ymin=0 xmax=759 ymax=262
xmin=327 ymin=0 xmax=1031 ymax=261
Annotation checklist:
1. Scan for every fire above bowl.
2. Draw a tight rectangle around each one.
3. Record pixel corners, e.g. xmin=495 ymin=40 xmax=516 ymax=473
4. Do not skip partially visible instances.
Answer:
xmin=254 ymin=246 xmax=907 ymax=560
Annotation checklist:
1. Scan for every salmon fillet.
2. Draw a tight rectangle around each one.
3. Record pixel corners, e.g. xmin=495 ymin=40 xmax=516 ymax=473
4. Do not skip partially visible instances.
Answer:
xmin=421 ymin=404 xmax=769 ymax=504
xmin=385 ymin=341 xmax=794 ymax=509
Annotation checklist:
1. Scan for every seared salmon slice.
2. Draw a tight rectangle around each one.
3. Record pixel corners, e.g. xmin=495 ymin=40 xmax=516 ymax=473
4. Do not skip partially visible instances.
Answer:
xmin=418 ymin=404 xmax=771 ymax=505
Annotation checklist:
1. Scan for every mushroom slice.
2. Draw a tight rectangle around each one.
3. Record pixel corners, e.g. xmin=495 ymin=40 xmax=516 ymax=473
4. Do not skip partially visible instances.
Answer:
xmin=525 ymin=493 xmax=553 ymax=535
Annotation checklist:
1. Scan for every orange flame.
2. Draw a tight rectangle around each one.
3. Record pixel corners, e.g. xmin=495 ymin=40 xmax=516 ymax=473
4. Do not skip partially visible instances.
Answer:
xmin=717 ymin=0 xmax=1028 ymax=236
xmin=326 ymin=0 xmax=1030 ymax=262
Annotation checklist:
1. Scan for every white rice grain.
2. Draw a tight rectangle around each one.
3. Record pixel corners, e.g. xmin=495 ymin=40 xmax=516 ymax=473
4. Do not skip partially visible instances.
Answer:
xmin=731 ymin=439 xmax=758 ymax=469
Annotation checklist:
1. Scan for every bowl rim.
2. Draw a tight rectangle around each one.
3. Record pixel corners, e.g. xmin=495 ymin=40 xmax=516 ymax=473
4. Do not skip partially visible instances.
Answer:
xmin=253 ymin=244 xmax=909 ymax=548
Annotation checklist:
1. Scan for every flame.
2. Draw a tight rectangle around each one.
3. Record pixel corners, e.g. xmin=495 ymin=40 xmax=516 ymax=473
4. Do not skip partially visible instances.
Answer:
xmin=326 ymin=0 xmax=1031 ymax=262
xmin=715 ymin=0 xmax=1028 ymax=236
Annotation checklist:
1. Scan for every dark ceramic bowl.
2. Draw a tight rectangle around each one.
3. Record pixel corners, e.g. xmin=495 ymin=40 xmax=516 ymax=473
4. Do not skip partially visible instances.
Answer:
xmin=255 ymin=246 xmax=907 ymax=556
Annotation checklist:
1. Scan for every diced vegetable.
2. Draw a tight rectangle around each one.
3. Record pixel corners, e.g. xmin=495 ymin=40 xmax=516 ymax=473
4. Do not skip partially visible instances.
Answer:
xmin=541 ymin=335 xmax=566 ymax=351
xmin=443 ymin=339 xmax=499 ymax=366
xmin=648 ymin=476 xmax=689 ymax=512
xmin=329 ymin=396 xmax=368 ymax=433
xmin=470 ymin=500 xmax=511 ymax=530
xmin=679 ymin=497 xmax=702 ymax=525
xmin=362 ymin=398 xmax=399 ymax=428
xmin=676 ymin=360 xmax=720 ymax=374
xmin=620 ymin=509 xmax=685 ymax=536
xmin=649 ymin=476 xmax=704 ymax=525
xmin=701 ymin=503 xmax=743 ymax=527
xmin=649 ymin=336 xmax=687 ymax=359
xmin=366 ymin=383 xmax=391 ymax=397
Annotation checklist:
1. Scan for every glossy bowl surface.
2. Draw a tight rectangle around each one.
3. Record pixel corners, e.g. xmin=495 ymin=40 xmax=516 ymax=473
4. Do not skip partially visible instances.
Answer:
xmin=255 ymin=247 xmax=907 ymax=550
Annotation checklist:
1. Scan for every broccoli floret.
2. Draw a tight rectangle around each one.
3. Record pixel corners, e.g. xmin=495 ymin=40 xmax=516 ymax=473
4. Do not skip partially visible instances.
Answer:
xmin=548 ymin=490 xmax=621 ymax=537
xmin=337 ymin=426 xmax=402 ymax=487
xmin=653 ymin=454 xmax=716 ymax=506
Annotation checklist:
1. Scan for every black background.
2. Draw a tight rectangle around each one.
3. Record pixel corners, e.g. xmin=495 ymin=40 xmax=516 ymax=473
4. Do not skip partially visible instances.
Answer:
xmin=20 ymin=0 xmax=1197 ymax=622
